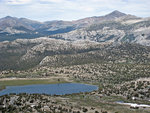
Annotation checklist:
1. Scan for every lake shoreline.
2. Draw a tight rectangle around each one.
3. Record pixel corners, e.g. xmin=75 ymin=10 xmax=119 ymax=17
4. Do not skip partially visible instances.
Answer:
xmin=0 ymin=77 xmax=71 ymax=92
xmin=0 ymin=83 xmax=98 ymax=96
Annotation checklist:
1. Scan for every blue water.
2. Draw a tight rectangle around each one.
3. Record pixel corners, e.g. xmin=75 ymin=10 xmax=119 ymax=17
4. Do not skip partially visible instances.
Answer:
xmin=0 ymin=83 xmax=98 ymax=96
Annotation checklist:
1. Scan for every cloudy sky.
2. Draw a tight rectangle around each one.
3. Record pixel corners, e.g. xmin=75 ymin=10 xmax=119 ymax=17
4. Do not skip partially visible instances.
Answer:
xmin=0 ymin=0 xmax=149 ymax=21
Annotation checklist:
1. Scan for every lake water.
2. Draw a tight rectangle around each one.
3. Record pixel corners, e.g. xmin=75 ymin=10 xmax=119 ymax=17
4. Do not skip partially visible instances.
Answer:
xmin=0 ymin=83 xmax=98 ymax=96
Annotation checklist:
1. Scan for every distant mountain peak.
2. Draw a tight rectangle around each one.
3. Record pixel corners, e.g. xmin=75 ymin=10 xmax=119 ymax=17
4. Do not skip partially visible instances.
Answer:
xmin=112 ymin=10 xmax=124 ymax=14
xmin=5 ymin=16 xmax=12 ymax=18
xmin=105 ymin=10 xmax=126 ymax=18
xmin=3 ymin=16 xmax=17 ymax=19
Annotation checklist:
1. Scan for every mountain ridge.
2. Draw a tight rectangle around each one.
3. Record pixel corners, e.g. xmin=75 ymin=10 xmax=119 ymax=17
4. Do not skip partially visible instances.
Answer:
xmin=0 ymin=10 xmax=150 ymax=46
xmin=0 ymin=10 xmax=126 ymax=23
xmin=0 ymin=10 xmax=136 ymax=42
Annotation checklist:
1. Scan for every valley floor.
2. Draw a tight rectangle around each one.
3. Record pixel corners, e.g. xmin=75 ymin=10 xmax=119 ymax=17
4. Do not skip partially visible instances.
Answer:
xmin=0 ymin=76 xmax=150 ymax=113
xmin=0 ymin=62 xmax=150 ymax=113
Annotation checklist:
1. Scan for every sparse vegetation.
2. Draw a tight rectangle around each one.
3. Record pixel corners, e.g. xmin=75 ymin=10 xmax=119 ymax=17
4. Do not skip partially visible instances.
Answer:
xmin=0 ymin=13 xmax=150 ymax=113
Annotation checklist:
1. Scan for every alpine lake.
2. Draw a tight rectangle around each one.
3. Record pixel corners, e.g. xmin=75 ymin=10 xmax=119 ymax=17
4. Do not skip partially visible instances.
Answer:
xmin=0 ymin=83 xmax=98 ymax=96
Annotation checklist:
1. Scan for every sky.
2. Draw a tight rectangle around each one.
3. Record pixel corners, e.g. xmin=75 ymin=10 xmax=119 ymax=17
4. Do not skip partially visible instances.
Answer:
xmin=0 ymin=0 xmax=149 ymax=22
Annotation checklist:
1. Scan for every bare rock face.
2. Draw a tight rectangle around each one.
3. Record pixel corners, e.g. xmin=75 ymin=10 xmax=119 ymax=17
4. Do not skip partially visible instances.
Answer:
xmin=0 ymin=10 xmax=150 ymax=46
xmin=21 ymin=38 xmax=69 ymax=60
xmin=52 ymin=28 xmax=125 ymax=43
xmin=0 ymin=10 xmax=127 ymax=41
xmin=50 ymin=16 xmax=150 ymax=46
xmin=21 ymin=37 xmax=104 ymax=60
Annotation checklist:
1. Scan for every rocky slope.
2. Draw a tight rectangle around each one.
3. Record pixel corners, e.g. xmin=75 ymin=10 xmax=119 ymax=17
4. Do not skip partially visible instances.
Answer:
xmin=0 ymin=37 xmax=108 ymax=70
xmin=0 ymin=37 xmax=150 ymax=71
xmin=51 ymin=15 xmax=150 ymax=46
xmin=0 ymin=10 xmax=150 ymax=70
xmin=0 ymin=10 xmax=127 ymax=41
xmin=1 ymin=10 xmax=150 ymax=46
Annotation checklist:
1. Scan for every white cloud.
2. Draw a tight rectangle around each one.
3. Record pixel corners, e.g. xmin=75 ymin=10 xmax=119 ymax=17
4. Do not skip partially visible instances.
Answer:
xmin=40 ymin=0 xmax=65 ymax=3
xmin=5 ymin=0 xmax=32 ymax=5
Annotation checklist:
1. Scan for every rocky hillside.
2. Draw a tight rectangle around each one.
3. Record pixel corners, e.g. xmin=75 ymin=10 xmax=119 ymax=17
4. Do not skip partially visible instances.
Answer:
xmin=0 ymin=37 xmax=106 ymax=70
xmin=0 ymin=10 xmax=127 ymax=42
xmin=1 ymin=10 xmax=150 ymax=46
xmin=0 ymin=10 xmax=150 ymax=71
xmin=51 ymin=15 xmax=150 ymax=46
xmin=0 ymin=37 xmax=150 ymax=71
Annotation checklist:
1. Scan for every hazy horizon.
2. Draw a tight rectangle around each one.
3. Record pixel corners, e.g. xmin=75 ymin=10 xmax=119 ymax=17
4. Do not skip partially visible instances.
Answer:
xmin=0 ymin=0 xmax=149 ymax=21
